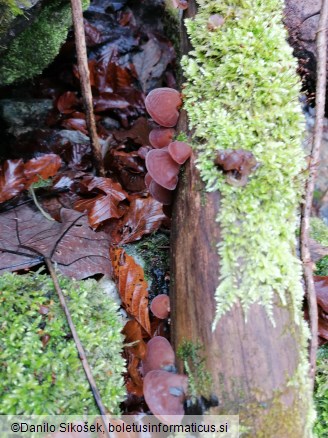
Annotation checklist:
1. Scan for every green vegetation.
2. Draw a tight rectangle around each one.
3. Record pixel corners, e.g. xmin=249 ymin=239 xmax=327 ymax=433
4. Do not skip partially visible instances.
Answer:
xmin=177 ymin=339 xmax=212 ymax=400
xmin=0 ymin=0 xmax=89 ymax=85
xmin=0 ymin=271 xmax=126 ymax=415
xmin=314 ymin=346 xmax=328 ymax=437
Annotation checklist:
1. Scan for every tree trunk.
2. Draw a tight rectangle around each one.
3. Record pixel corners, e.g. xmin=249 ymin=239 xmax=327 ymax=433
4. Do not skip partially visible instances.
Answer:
xmin=171 ymin=3 xmax=313 ymax=437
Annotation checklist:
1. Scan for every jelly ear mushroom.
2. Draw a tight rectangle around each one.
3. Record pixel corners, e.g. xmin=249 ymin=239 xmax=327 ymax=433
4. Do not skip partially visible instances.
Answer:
xmin=143 ymin=370 xmax=188 ymax=424
xmin=151 ymin=294 xmax=170 ymax=319
xmin=207 ymin=14 xmax=225 ymax=30
xmin=146 ymin=149 xmax=180 ymax=190
xmin=145 ymin=88 xmax=182 ymax=128
xmin=149 ymin=128 xmax=175 ymax=149
xmin=142 ymin=336 xmax=176 ymax=376
xmin=168 ymin=141 xmax=192 ymax=165
xmin=149 ymin=180 xmax=173 ymax=205
xmin=172 ymin=0 xmax=188 ymax=9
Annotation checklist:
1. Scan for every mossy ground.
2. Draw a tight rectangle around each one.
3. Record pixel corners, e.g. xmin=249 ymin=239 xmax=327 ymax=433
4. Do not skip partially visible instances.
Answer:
xmin=0 ymin=271 xmax=126 ymax=415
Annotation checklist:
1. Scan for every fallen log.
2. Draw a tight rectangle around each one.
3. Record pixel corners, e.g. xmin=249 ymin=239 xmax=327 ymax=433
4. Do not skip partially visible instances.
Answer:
xmin=171 ymin=1 xmax=314 ymax=436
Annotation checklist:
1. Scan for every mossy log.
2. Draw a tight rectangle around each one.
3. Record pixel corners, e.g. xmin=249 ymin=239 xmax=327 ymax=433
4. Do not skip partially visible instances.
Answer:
xmin=171 ymin=1 xmax=314 ymax=436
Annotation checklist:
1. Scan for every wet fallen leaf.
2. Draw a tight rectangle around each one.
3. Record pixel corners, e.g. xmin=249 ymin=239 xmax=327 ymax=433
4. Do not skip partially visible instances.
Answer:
xmin=0 ymin=154 xmax=62 ymax=203
xmin=123 ymin=320 xmax=147 ymax=360
xmin=0 ymin=204 xmax=112 ymax=279
xmin=310 ymin=238 xmax=328 ymax=263
xmin=313 ymin=276 xmax=328 ymax=342
xmin=111 ymin=248 xmax=150 ymax=334
xmin=57 ymin=91 xmax=80 ymax=114
xmin=74 ymin=176 xmax=128 ymax=228
xmin=120 ymin=197 xmax=166 ymax=244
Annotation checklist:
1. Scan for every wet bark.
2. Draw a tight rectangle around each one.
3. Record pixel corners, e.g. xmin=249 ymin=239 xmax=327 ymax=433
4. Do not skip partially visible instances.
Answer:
xmin=170 ymin=3 xmax=312 ymax=436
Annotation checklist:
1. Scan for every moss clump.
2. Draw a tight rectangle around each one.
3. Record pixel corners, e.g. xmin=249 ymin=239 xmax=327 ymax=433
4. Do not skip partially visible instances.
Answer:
xmin=182 ymin=0 xmax=306 ymax=327
xmin=177 ymin=339 xmax=212 ymax=400
xmin=0 ymin=0 xmax=89 ymax=85
xmin=314 ymin=346 xmax=328 ymax=437
xmin=0 ymin=271 xmax=126 ymax=415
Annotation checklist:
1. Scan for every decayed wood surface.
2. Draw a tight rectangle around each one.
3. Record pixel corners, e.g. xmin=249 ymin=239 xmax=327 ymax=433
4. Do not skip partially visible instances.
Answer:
xmin=170 ymin=3 xmax=311 ymax=436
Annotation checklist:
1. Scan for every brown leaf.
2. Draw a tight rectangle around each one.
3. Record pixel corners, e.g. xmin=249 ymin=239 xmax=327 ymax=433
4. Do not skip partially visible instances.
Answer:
xmin=113 ymin=117 xmax=151 ymax=146
xmin=120 ymin=197 xmax=166 ymax=244
xmin=309 ymin=238 xmax=328 ymax=262
xmin=0 ymin=155 xmax=62 ymax=203
xmin=0 ymin=159 xmax=25 ymax=203
xmin=111 ymin=248 xmax=150 ymax=334
xmin=24 ymin=154 xmax=62 ymax=185
xmin=74 ymin=177 xmax=128 ymax=228
xmin=57 ymin=91 xmax=80 ymax=114
xmin=61 ymin=117 xmax=88 ymax=135
xmin=0 ymin=204 xmax=112 ymax=279
xmin=123 ymin=320 xmax=147 ymax=360
xmin=93 ymin=93 xmax=130 ymax=112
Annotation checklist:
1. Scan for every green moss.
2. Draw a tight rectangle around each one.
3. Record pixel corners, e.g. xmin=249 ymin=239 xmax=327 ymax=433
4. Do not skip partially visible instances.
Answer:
xmin=182 ymin=0 xmax=306 ymax=327
xmin=311 ymin=217 xmax=328 ymax=247
xmin=181 ymin=0 xmax=314 ymax=432
xmin=177 ymin=339 xmax=212 ymax=400
xmin=0 ymin=271 xmax=126 ymax=415
xmin=314 ymin=346 xmax=328 ymax=437
xmin=0 ymin=0 xmax=89 ymax=85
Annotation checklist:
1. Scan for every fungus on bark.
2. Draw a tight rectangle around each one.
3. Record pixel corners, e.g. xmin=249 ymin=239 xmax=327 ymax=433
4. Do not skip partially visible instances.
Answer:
xmin=149 ymin=181 xmax=173 ymax=205
xmin=141 ymin=336 xmax=176 ymax=376
xmin=145 ymin=149 xmax=180 ymax=190
xmin=145 ymin=88 xmax=182 ymax=128
xmin=143 ymin=370 xmax=188 ymax=424
xmin=168 ymin=141 xmax=192 ymax=164
xmin=207 ymin=14 xmax=225 ymax=30
xmin=150 ymin=294 xmax=170 ymax=319
xmin=214 ymin=149 xmax=258 ymax=187
xmin=149 ymin=128 xmax=176 ymax=149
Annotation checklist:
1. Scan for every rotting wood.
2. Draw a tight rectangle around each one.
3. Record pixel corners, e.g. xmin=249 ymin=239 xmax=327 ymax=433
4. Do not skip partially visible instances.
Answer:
xmin=170 ymin=2 xmax=312 ymax=436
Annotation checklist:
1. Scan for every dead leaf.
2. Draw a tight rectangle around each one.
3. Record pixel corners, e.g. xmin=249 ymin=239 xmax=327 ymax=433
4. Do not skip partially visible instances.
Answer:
xmin=0 ymin=155 xmax=62 ymax=203
xmin=113 ymin=117 xmax=151 ymax=146
xmin=111 ymin=248 xmax=150 ymax=334
xmin=74 ymin=176 xmax=128 ymax=228
xmin=120 ymin=197 xmax=166 ymax=244
xmin=57 ymin=91 xmax=80 ymax=114
xmin=123 ymin=320 xmax=147 ymax=360
xmin=0 ymin=159 xmax=26 ymax=203
xmin=0 ymin=204 xmax=112 ymax=279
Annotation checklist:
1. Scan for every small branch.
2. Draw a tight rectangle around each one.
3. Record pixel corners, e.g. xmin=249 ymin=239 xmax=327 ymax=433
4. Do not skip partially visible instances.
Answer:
xmin=29 ymin=187 xmax=55 ymax=222
xmin=45 ymin=259 xmax=110 ymax=438
xmin=300 ymin=0 xmax=328 ymax=386
xmin=70 ymin=0 xmax=105 ymax=176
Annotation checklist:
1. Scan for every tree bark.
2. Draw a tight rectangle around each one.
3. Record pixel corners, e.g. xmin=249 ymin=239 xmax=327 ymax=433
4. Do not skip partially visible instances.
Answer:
xmin=171 ymin=4 xmax=312 ymax=437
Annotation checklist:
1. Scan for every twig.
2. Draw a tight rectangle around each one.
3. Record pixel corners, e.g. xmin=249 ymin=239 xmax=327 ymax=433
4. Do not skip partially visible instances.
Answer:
xmin=45 ymin=259 xmax=110 ymax=438
xmin=70 ymin=0 xmax=105 ymax=176
xmin=28 ymin=187 xmax=55 ymax=222
xmin=300 ymin=0 xmax=328 ymax=386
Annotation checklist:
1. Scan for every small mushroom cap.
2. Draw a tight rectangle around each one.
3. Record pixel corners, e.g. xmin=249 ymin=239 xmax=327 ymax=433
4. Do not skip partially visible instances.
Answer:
xmin=142 ymin=336 xmax=175 ymax=376
xmin=138 ymin=145 xmax=152 ymax=160
xmin=149 ymin=180 xmax=173 ymax=205
xmin=146 ymin=149 xmax=180 ymax=190
xmin=143 ymin=370 xmax=188 ymax=424
xmin=207 ymin=14 xmax=224 ymax=30
xmin=149 ymin=128 xmax=176 ymax=149
xmin=168 ymin=141 xmax=192 ymax=164
xmin=145 ymin=88 xmax=182 ymax=128
xmin=150 ymin=294 xmax=171 ymax=318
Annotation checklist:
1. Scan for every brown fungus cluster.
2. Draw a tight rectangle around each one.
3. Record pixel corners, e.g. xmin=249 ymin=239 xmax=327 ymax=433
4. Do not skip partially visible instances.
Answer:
xmin=141 ymin=336 xmax=188 ymax=424
xmin=214 ymin=149 xmax=258 ymax=187
xmin=143 ymin=87 xmax=192 ymax=206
